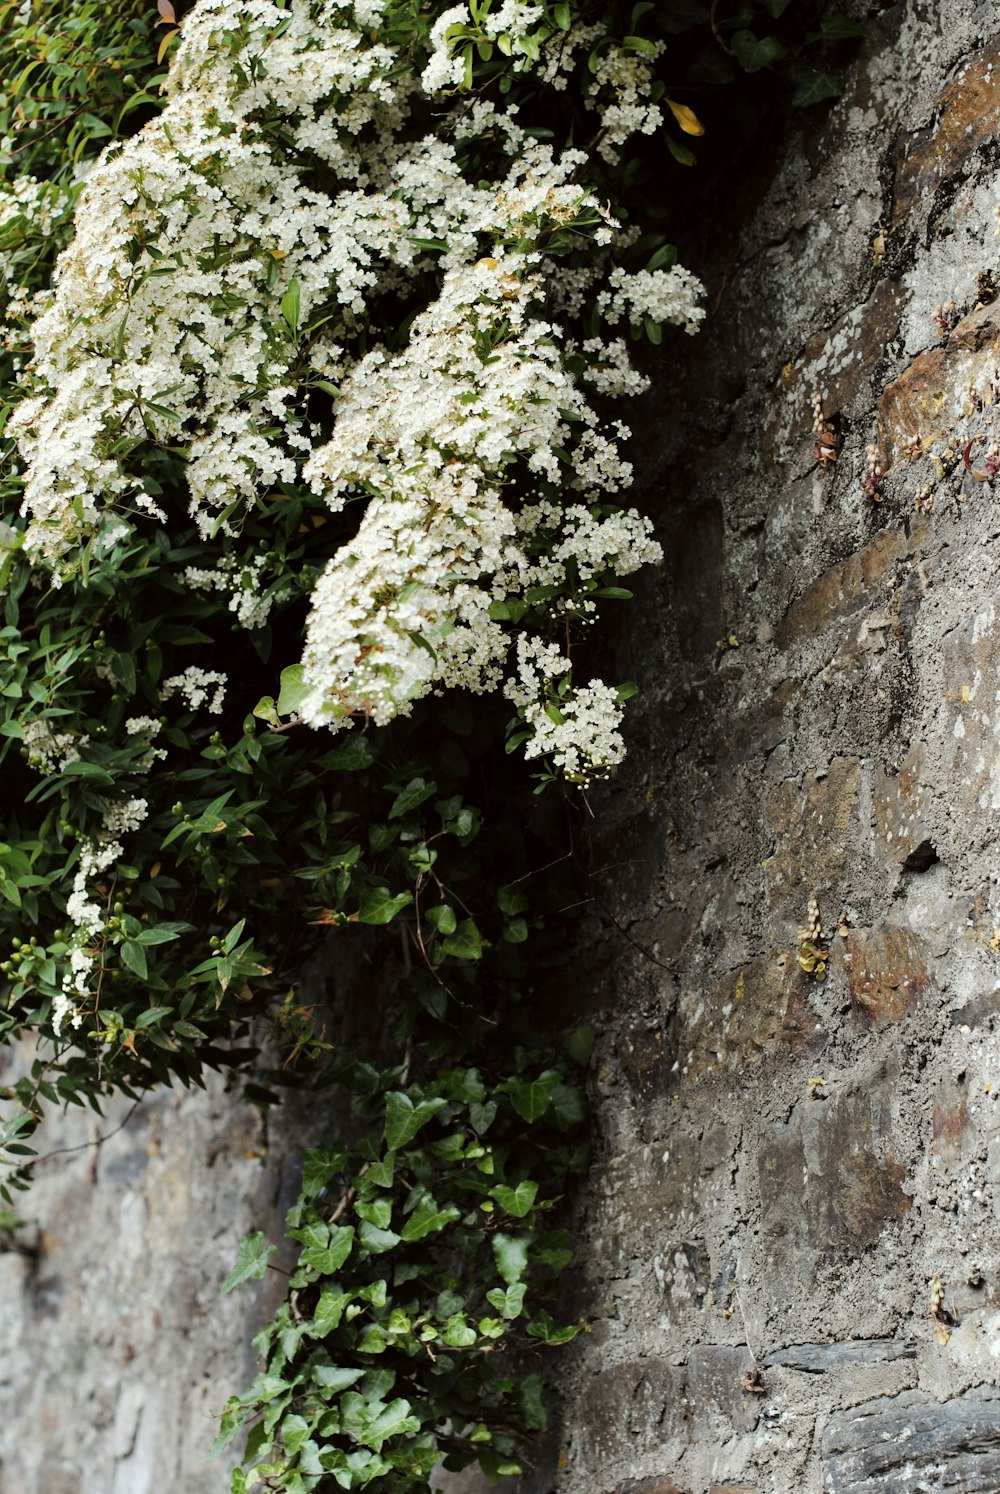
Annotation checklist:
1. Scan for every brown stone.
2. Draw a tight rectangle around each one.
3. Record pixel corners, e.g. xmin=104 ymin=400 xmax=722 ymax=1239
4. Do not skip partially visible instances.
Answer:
xmin=876 ymin=300 xmax=1000 ymax=468
xmin=760 ymin=1089 xmax=911 ymax=1262
xmin=682 ymin=951 xmax=826 ymax=1077
xmin=893 ymin=41 xmax=1000 ymax=227
xmin=936 ymin=602 xmax=1000 ymax=819
xmin=617 ymin=1481 xmax=685 ymax=1494
xmin=843 ymin=924 xmax=934 ymax=1024
xmin=874 ymin=742 xmax=930 ymax=865
xmin=765 ymin=757 xmax=861 ymax=920
xmin=931 ymin=1077 xmax=970 ymax=1168
xmin=761 ymin=280 xmax=907 ymax=468
xmin=774 ymin=522 xmax=930 ymax=651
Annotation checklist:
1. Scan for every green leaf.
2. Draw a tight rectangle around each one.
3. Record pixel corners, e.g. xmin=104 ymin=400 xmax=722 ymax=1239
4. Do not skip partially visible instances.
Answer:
xmin=222 ymin=1231 xmax=276 ymax=1293
xmin=789 ymin=64 xmax=844 ymax=106
xmin=527 ymin=1309 xmax=579 ymax=1345
xmin=400 ymin=1198 xmax=461 ymax=1242
xmin=384 ymin=1092 xmax=446 ymax=1151
xmin=442 ymin=1313 xmax=477 ymax=1348
xmin=280 ymin=278 xmax=301 ymax=333
xmin=357 ymin=886 xmax=412 ymax=925
xmin=425 ymin=904 xmax=457 ymax=935
xmin=300 ymin=1224 xmax=355 ymax=1274
xmin=731 ymin=29 xmax=788 ymax=72
xmin=120 ymin=941 xmax=148 ymax=980
xmin=276 ymin=663 xmax=311 ymax=716
xmin=440 ymin=919 xmax=482 ymax=961
xmin=485 ymin=1282 xmax=526 ymax=1319
xmin=321 ymin=735 xmax=374 ymax=771
xmin=302 ymin=1148 xmax=345 ymax=1199
xmin=492 ymin=1180 xmax=538 ymax=1218
xmin=388 ymin=777 xmax=436 ymax=819
xmin=506 ymin=1070 xmax=560 ymax=1123
xmin=135 ymin=1006 xmax=173 ymax=1030
xmin=492 ymin=1232 xmax=529 ymax=1286
xmin=358 ymin=1220 xmax=401 ymax=1253
xmin=564 ymin=1024 xmax=595 ymax=1066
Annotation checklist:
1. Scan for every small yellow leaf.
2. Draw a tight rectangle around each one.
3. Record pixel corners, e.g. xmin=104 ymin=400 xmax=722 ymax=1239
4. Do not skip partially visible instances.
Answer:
xmin=157 ymin=27 xmax=179 ymax=63
xmin=667 ymin=99 xmax=705 ymax=136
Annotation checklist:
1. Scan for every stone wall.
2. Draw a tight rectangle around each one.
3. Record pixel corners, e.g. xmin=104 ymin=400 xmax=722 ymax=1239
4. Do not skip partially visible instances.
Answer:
xmin=5 ymin=3 xmax=1000 ymax=1492
xmin=540 ymin=1 xmax=1000 ymax=1489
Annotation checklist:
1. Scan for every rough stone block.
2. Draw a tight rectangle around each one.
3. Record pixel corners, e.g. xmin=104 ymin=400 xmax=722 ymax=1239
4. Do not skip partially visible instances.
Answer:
xmin=823 ymin=1386 xmax=1000 ymax=1491
xmin=686 ymin=1346 xmax=761 ymax=1437
xmin=759 ymin=1088 xmax=911 ymax=1263
xmin=577 ymin=1360 xmax=688 ymax=1467
xmin=893 ymin=41 xmax=1000 ymax=226
xmin=683 ymin=951 xmax=826 ymax=1077
xmin=876 ymin=300 xmax=1000 ymax=467
xmin=873 ymin=742 xmax=932 ymax=865
xmin=843 ymin=924 xmax=934 ymax=1024
xmin=765 ymin=757 xmax=861 ymax=920
xmin=763 ymin=1339 xmax=915 ymax=1373
xmin=774 ymin=524 xmax=929 ymax=651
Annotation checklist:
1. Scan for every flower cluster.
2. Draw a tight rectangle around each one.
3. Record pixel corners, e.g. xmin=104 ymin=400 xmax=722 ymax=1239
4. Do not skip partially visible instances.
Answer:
xmin=8 ymin=0 xmax=702 ymax=787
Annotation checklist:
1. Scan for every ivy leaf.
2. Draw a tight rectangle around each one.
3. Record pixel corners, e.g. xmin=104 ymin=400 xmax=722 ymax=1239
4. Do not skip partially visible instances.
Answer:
xmin=564 ymin=1024 xmax=595 ymax=1066
xmin=366 ymin=1399 xmax=420 ymax=1449
xmin=388 ymin=776 xmax=436 ymax=819
xmin=492 ymin=1180 xmax=538 ymax=1218
xmin=276 ymin=663 xmax=311 ymax=716
xmin=441 ymin=1313 xmax=478 ymax=1348
xmin=485 ymin=1282 xmax=526 ymax=1319
xmin=440 ymin=919 xmax=482 ymax=961
xmin=357 ymin=886 xmax=412 ymax=925
xmin=222 ymin=1231 xmax=276 ymax=1293
xmin=526 ymin=1309 xmax=579 ymax=1345
xmin=492 ymin=1232 xmax=529 ymax=1286
xmin=550 ymin=1082 xmax=588 ymax=1129
xmin=506 ymin=1070 xmax=560 ymax=1123
xmin=301 ymin=1148 xmax=346 ymax=1199
xmin=311 ymin=1363 xmax=363 ymax=1390
xmin=384 ymin=1091 xmax=447 ymax=1150
xmin=790 ymin=64 xmax=844 ymax=106
xmin=358 ymin=1220 xmax=401 ymax=1253
xmin=400 ymin=1198 xmax=461 ymax=1242
xmin=731 ymin=29 xmax=788 ymax=72
xmin=300 ymin=1224 xmax=355 ymax=1274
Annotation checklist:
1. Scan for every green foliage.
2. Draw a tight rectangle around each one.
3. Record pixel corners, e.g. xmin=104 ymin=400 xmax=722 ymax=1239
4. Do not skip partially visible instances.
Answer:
xmin=0 ymin=0 xmax=864 ymax=1487
xmin=214 ymin=1051 xmax=588 ymax=1489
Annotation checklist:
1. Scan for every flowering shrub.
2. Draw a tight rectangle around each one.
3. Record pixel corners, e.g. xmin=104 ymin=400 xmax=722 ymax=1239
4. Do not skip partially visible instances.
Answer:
xmin=0 ymin=0 xmax=705 ymax=1105
xmin=0 ymin=0 xmax=866 ymax=1487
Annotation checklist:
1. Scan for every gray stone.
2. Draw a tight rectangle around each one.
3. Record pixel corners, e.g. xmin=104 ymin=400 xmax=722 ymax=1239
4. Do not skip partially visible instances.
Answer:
xmin=823 ymin=1388 xmax=1000 ymax=1492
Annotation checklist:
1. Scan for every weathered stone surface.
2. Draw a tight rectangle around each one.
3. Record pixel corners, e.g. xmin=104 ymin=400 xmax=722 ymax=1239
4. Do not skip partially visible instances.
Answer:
xmin=893 ymin=41 xmax=1000 ymax=227
xmin=774 ymin=523 xmax=930 ymax=651
xmin=616 ymin=1479 xmax=684 ymax=1494
xmin=876 ymin=300 xmax=1000 ymax=467
xmin=686 ymin=1347 xmax=760 ymax=1438
xmin=843 ymin=924 xmax=934 ymax=1024
xmin=765 ymin=758 xmax=860 ymax=921
xmin=759 ymin=1089 xmax=911 ymax=1262
xmin=576 ymin=1360 xmax=687 ymax=1467
xmin=761 ymin=279 xmax=908 ymax=466
xmin=823 ymin=1387 xmax=1000 ymax=1492
xmin=683 ymin=952 xmax=826 ymax=1076
xmin=873 ymin=742 xmax=932 ymax=865
xmin=763 ymin=1339 xmax=915 ymax=1374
